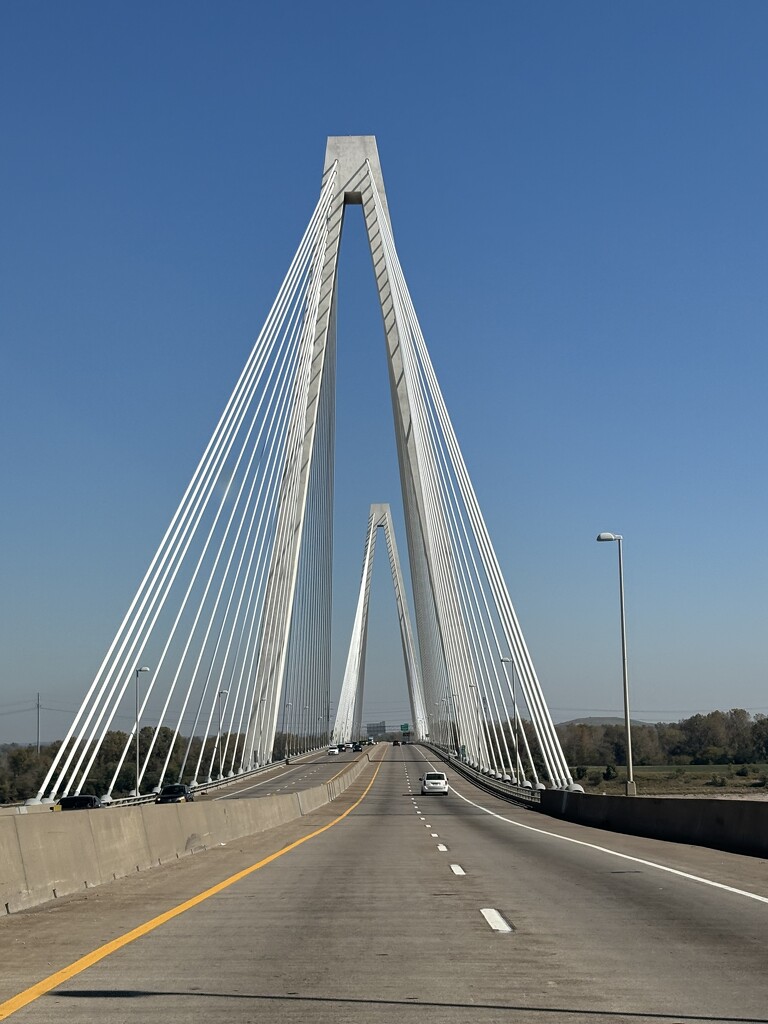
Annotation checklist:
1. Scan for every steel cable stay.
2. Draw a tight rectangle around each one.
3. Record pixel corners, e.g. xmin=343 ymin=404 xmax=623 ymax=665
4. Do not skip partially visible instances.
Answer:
xmin=241 ymin=187 xmax=336 ymax=771
xmin=184 ymin=240 xmax=327 ymax=784
xmin=369 ymin=174 xmax=572 ymax=787
xmin=36 ymin=184 xmax=334 ymax=801
xmin=96 ymin=268 xmax=313 ymax=796
xmin=372 ymin=187 xmax=483 ymax=765
xmin=333 ymin=505 xmax=424 ymax=746
xmin=194 ymin=331 xmax=310 ymax=784
xmin=33 ymin=140 xmax=576 ymax=802
xmin=396 ymin=290 xmax=519 ymax=778
xmin=35 ymin=174 xmax=336 ymax=801
xmin=385 ymin=228 xmax=561 ymax=782
xmin=333 ymin=511 xmax=377 ymax=743
xmin=370 ymin=180 xmax=544 ymax=778
xmin=81 ymin=204 xmax=325 ymax=796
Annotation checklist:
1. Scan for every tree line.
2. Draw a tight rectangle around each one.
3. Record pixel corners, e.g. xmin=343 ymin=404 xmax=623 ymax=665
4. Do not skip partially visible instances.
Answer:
xmin=0 ymin=726 xmax=302 ymax=804
xmin=556 ymin=708 xmax=768 ymax=771
xmin=2 ymin=708 xmax=768 ymax=803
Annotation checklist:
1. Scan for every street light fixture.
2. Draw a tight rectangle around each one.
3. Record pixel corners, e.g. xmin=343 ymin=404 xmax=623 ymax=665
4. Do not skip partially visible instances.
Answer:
xmin=134 ymin=667 xmax=150 ymax=796
xmin=596 ymin=532 xmax=636 ymax=796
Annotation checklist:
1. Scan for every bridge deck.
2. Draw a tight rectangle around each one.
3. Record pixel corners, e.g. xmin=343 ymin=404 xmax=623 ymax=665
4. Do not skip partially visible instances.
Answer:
xmin=2 ymin=745 xmax=767 ymax=1022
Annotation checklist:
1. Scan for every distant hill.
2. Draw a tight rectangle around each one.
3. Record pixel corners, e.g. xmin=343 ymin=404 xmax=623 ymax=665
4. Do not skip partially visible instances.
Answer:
xmin=557 ymin=717 xmax=651 ymax=728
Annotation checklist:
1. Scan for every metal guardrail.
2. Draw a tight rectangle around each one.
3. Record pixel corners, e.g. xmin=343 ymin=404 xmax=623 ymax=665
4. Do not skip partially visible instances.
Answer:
xmin=78 ymin=748 xmax=327 ymax=809
xmin=419 ymin=742 xmax=542 ymax=806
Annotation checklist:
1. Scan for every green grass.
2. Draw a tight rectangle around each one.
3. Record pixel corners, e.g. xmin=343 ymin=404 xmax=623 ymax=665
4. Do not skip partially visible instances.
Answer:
xmin=576 ymin=763 xmax=768 ymax=796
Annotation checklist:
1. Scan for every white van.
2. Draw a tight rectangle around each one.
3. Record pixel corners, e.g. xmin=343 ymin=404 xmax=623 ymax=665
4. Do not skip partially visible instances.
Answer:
xmin=420 ymin=771 xmax=448 ymax=795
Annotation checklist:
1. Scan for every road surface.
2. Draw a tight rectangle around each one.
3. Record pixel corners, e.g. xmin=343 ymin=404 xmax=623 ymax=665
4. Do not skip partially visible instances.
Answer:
xmin=1 ymin=744 xmax=766 ymax=1022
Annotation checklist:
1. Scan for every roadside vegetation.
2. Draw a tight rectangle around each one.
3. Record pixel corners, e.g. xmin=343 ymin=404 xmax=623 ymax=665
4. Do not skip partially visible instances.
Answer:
xmin=0 ymin=727 xmax=300 ymax=804
xmin=556 ymin=708 xmax=768 ymax=795
xmin=2 ymin=707 xmax=768 ymax=803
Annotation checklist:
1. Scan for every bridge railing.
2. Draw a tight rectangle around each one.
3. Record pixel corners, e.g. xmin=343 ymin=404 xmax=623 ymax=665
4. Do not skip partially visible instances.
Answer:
xmin=418 ymin=742 xmax=542 ymax=806
xmin=100 ymin=750 xmax=324 ymax=808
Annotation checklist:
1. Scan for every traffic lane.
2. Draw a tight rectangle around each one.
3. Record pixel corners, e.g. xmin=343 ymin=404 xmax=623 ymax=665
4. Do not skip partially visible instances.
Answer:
xmin=2 ymin=753 xmax=730 ymax=1024
xmin=408 ymin=750 xmax=768 ymax=1019
xmin=3 ymin=754 xmax=633 ymax=1024
xmin=3 ymin=757 xmax=452 ymax=1023
xmin=6 ymin=751 xmax=766 ymax=1023
xmin=0 ymin=762 xmax=381 ymax=1017
xmin=214 ymin=749 xmax=378 ymax=800
xmin=410 ymin=744 xmax=768 ymax=897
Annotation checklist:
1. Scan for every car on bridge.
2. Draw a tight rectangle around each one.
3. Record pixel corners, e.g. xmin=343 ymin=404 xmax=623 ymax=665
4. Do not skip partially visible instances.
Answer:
xmin=155 ymin=784 xmax=195 ymax=804
xmin=57 ymin=794 xmax=102 ymax=811
xmin=420 ymin=772 xmax=448 ymax=795
xmin=327 ymin=745 xmax=339 ymax=755
xmin=352 ymin=742 xmax=363 ymax=752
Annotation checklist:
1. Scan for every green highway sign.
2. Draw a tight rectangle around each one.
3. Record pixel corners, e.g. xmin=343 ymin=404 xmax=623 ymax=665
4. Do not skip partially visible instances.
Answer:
xmin=400 ymin=723 xmax=410 ymax=732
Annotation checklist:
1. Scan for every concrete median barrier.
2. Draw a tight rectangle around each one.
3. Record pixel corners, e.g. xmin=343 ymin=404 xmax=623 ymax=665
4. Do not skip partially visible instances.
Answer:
xmin=538 ymin=789 xmax=768 ymax=858
xmin=1 ymin=757 xmax=368 ymax=915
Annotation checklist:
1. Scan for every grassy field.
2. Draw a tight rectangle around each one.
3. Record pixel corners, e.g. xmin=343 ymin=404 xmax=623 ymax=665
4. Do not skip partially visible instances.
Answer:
xmin=576 ymin=762 xmax=768 ymax=797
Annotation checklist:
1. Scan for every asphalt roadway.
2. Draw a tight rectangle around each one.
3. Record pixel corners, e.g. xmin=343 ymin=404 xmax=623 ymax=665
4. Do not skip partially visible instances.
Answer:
xmin=1 ymin=744 xmax=767 ymax=1023
xmin=210 ymin=746 xmax=375 ymax=800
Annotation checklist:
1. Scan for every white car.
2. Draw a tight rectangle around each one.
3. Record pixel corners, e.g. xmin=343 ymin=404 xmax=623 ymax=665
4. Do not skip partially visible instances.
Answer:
xmin=420 ymin=771 xmax=448 ymax=795
xmin=327 ymin=746 xmax=339 ymax=755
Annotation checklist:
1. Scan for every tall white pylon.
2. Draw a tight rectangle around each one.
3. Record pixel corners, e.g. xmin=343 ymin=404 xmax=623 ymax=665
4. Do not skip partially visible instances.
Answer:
xmin=333 ymin=504 xmax=426 ymax=744
xmin=34 ymin=136 xmax=574 ymax=803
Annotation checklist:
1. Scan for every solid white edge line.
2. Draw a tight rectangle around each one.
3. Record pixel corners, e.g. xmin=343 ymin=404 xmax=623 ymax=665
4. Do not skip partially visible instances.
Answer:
xmin=449 ymin=784 xmax=768 ymax=906
xmin=481 ymin=908 xmax=511 ymax=932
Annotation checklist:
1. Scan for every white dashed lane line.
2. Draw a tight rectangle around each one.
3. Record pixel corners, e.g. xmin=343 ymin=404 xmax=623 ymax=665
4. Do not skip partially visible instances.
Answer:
xmin=437 ymin=843 xmax=448 ymax=852
xmin=450 ymin=864 xmax=465 ymax=876
xmin=481 ymin=908 xmax=512 ymax=932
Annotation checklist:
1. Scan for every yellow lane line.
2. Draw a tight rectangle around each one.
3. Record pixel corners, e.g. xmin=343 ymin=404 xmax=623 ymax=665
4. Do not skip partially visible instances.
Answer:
xmin=0 ymin=761 xmax=382 ymax=1021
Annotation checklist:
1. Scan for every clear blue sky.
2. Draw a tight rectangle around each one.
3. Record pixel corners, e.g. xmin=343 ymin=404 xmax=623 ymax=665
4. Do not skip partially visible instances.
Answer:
xmin=2 ymin=2 xmax=767 ymax=745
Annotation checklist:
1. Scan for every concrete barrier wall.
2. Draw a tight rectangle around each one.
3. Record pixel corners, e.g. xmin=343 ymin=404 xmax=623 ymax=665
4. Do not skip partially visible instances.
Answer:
xmin=1 ymin=758 xmax=368 ymax=915
xmin=538 ymin=790 xmax=768 ymax=858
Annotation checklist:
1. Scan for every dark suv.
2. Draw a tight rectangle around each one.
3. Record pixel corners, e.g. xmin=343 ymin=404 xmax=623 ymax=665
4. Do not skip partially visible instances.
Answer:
xmin=58 ymin=794 xmax=102 ymax=811
xmin=155 ymin=784 xmax=195 ymax=804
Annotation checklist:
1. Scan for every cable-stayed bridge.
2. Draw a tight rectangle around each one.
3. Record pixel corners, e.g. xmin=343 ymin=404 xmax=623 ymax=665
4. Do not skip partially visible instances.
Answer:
xmin=33 ymin=136 xmax=574 ymax=804
xmin=7 ymin=138 xmax=767 ymax=1024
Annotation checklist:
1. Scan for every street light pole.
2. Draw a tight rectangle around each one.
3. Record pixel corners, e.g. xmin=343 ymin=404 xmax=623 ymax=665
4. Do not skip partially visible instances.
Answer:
xmin=468 ymin=684 xmax=479 ymax=767
xmin=218 ymin=689 xmax=229 ymax=779
xmin=500 ymin=657 xmax=521 ymax=783
xmin=596 ymin=532 xmax=636 ymax=795
xmin=134 ymin=667 xmax=150 ymax=796
xmin=284 ymin=701 xmax=293 ymax=757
